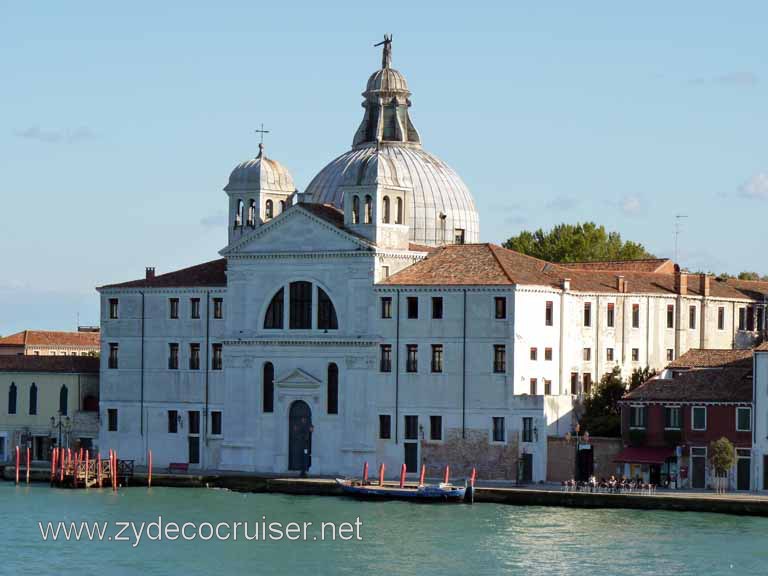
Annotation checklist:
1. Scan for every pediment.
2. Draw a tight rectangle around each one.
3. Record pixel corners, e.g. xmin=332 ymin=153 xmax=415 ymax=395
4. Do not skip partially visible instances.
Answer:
xmin=276 ymin=368 xmax=321 ymax=389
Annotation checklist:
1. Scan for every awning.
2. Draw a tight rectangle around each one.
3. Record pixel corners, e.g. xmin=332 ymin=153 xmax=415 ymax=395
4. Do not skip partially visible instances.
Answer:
xmin=613 ymin=446 xmax=675 ymax=465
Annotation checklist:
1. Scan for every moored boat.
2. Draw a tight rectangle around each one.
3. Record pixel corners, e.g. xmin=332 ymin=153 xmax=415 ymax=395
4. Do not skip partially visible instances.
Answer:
xmin=335 ymin=478 xmax=468 ymax=503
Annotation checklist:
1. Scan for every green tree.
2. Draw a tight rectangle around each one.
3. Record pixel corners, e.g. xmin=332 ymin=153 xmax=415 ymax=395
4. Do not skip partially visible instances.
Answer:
xmin=503 ymin=222 xmax=654 ymax=263
xmin=709 ymin=437 xmax=736 ymax=477
xmin=628 ymin=366 xmax=657 ymax=391
xmin=578 ymin=367 xmax=626 ymax=437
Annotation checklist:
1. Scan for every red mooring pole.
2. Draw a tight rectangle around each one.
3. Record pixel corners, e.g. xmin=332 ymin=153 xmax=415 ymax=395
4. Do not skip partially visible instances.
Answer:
xmin=399 ymin=463 xmax=407 ymax=488
xmin=362 ymin=461 xmax=368 ymax=484
xmin=60 ymin=449 xmax=65 ymax=482
xmin=470 ymin=467 xmax=477 ymax=487
xmin=85 ymin=451 xmax=90 ymax=487
xmin=378 ymin=463 xmax=386 ymax=486
xmin=51 ymin=448 xmax=57 ymax=483
xmin=97 ymin=454 xmax=102 ymax=488
xmin=113 ymin=451 xmax=118 ymax=491
xmin=443 ymin=465 xmax=450 ymax=485
xmin=26 ymin=446 xmax=31 ymax=484
xmin=148 ymin=449 xmax=153 ymax=488
xmin=419 ymin=463 xmax=426 ymax=486
xmin=15 ymin=446 xmax=20 ymax=484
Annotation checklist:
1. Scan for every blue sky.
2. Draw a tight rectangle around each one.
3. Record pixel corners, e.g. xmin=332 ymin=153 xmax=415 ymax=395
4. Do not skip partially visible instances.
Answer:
xmin=1 ymin=1 xmax=766 ymax=335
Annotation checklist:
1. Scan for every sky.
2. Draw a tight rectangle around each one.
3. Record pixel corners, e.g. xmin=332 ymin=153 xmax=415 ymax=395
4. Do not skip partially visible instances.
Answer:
xmin=1 ymin=1 xmax=766 ymax=336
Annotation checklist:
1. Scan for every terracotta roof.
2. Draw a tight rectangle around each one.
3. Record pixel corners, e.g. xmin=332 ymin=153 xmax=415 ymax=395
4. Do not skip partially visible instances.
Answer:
xmin=100 ymin=258 xmax=227 ymax=289
xmin=561 ymin=258 xmax=675 ymax=274
xmin=623 ymin=368 xmax=752 ymax=403
xmin=0 ymin=355 xmax=99 ymax=373
xmin=0 ymin=330 xmax=100 ymax=348
xmin=756 ymin=342 xmax=768 ymax=352
xmin=666 ymin=348 xmax=754 ymax=369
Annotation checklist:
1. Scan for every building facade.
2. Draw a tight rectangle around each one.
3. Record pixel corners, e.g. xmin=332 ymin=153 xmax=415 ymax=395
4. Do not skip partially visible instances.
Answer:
xmin=97 ymin=40 xmax=768 ymax=481
xmin=0 ymin=329 xmax=100 ymax=357
xmin=752 ymin=342 xmax=768 ymax=490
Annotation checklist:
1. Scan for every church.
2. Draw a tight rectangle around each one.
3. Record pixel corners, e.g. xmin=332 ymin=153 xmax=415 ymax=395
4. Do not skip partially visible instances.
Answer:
xmin=97 ymin=38 xmax=768 ymax=482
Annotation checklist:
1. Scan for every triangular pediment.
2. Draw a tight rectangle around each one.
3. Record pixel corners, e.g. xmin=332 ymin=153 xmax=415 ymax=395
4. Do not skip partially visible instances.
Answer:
xmin=276 ymin=368 xmax=321 ymax=389
xmin=220 ymin=205 xmax=374 ymax=256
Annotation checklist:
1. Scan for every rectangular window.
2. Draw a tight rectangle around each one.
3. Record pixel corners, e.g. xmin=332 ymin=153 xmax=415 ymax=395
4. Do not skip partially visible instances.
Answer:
xmin=380 ymin=344 xmax=392 ymax=373
xmin=522 ymin=417 xmax=534 ymax=443
xmin=606 ymin=348 xmax=614 ymax=362
xmin=606 ymin=303 xmax=615 ymax=327
xmin=529 ymin=378 xmax=537 ymax=395
xmin=630 ymin=405 xmax=646 ymax=429
xmin=108 ymin=298 xmax=119 ymax=319
xmin=495 ymin=297 xmax=507 ymax=319
xmin=545 ymin=301 xmax=553 ymax=326
xmin=381 ymin=297 xmax=392 ymax=319
xmin=108 ymin=343 xmax=119 ymax=369
xmin=379 ymin=415 xmax=391 ymax=440
xmin=190 ymin=298 xmax=201 ymax=319
xmin=689 ymin=305 xmax=697 ymax=330
xmin=544 ymin=379 xmax=552 ymax=395
xmin=188 ymin=411 xmax=200 ymax=435
xmin=289 ymin=281 xmax=313 ymax=329
xmin=667 ymin=304 xmax=674 ymax=329
xmin=544 ymin=347 xmax=552 ymax=361
xmin=692 ymin=406 xmax=707 ymax=431
xmin=632 ymin=348 xmax=640 ymax=362
xmin=431 ymin=297 xmax=443 ymax=319
xmin=584 ymin=302 xmax=592 ymax=327
xmin=430 ymin=415 xmax=442 ymax=441
xmin=758 ymin=308 xmax=766 ymax=332
xmin=211 ymin=411 xmax=222 ymax=435
xmin=168 ymin=410 xmax=178 ymax=433
xmin=454 ymin=229 xmax=465 ymax=244
xmin=666 ymin=348 xmax=674 ymax=361
xmin=189 ymin=343 xmax=200 ymax=370
xmin=406 ymin=345 xmax=418 ymax=373
xmin=664 ymin=406 xmax=681 ymax=430
xmin=404 ymin=415 xmax=418 ymax=440
xmin=169 ymin=298 xmax=179 ymax=319
xmin=736 ymin=407 xmax=751 ymax=432
xmin=213 ymin=297 xmax=223 ymax=319
xmin=431 ymin=344 xmax=443 ymax=373
xmin=212 ymin=343 xmax=223 ymax=370
xmin=108 ymin=408 xmax=118 ymax=432
xmin=738 ymin=307 xmax=746 ymax=331
xmin=382 ymin=266 xmax=390 ymax=279
xmin=493 ymin=345 xmax=506 ymax=373
xmin=168 ymin=343 xmax=179 ymax=370
xmin=632 ymin=303 xmax=640 ymax=328
xmin=407 ymin=297 xmax=418 ymax=319
xmin=530 ymin=347 xmax=538 ymax=361
xmin=570 ymin=372 xmax=579 ymax=395
xmin=492 ymin=417 xmax=505 ymax=442
xmin=717 ymin=306 xmax=725 ymax=330
xmin=583 ymin=373 xmax=592 ymax=395
xmin=583 ymin=347 xmax=591 ymax=361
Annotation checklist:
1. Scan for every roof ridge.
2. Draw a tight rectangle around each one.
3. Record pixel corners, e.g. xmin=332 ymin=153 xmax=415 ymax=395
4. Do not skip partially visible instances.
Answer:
xmin=487 ymin=244 xmax=516 ymax=283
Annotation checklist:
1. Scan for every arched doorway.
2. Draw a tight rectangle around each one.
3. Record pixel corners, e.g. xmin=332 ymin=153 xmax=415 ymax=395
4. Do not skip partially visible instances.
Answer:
xmin=288 ymin=401 xmax=312 ymax=472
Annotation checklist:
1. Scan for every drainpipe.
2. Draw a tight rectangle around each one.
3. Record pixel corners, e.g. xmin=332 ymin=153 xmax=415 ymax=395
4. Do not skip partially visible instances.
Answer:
xmin=395 ymin=290 xmax=400 ymax=444
xmin=462 ymin=289 xmax=467 ymax=439
xmin=140 ymin=291 xmax=145 ymax=436
xmin=204 ymin=291 xmax=211 ymax=468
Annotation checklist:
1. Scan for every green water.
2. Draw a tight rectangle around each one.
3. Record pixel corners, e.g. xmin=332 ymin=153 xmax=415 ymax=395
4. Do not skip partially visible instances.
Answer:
xmin=2 ymin=482 xmax=767 ymax=575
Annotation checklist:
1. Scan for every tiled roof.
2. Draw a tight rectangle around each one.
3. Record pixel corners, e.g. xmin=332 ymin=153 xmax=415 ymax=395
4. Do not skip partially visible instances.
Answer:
xmin=0 ymin=355 xmax=99 ymax=373
xmin=0 ymin=330 xmax=100 ymax=348
xmin=667 ymin=348 xmax=754 ymax=369
xmin=560 ymin=258 xmax=675 ymax=274
xmin=100 ymin=259 xmax=227 ymax=289
xmin=623 ymin=368 xmax=752 ymax=403
xmin=756 ymin=342 xmax=768 ymax=352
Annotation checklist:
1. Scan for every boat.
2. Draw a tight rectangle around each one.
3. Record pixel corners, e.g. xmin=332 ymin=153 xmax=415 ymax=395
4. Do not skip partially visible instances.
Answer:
xmin=335 ymin=478 xmax=469 ymax=503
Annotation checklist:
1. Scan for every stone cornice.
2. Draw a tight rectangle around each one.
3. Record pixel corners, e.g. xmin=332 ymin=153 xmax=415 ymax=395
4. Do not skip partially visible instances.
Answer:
xmin=97 ymin=286 xmax=226 ymax=295
xmin=224 ymin=338 xmax=377 ymax=347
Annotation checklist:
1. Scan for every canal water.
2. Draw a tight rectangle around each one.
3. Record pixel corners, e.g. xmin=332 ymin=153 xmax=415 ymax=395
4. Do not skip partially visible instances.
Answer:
xmin=2 ymin=482 xmax=766 ymax=575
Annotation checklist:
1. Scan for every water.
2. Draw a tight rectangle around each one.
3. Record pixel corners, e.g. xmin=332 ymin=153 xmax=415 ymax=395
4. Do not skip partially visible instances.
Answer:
xmin=1 ymin=482 xmax=767 ymax=575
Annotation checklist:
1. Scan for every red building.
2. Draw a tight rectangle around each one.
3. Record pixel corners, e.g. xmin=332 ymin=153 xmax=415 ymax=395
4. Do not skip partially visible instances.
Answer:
xmin=617 ymin=349 xmax=753 ymax=490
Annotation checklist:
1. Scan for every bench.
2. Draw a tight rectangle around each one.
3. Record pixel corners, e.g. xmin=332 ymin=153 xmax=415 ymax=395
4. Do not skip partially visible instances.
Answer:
xmin=169 ymin=462 xmax=189 ymax=474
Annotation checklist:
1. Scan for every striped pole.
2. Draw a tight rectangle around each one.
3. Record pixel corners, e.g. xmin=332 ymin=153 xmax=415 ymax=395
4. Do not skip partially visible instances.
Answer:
xmin=51 ymin=448 xmax=57 ymax=483
xmin=26 ymin=447 xmax=31 ymax=484
xmin=399 ymin=463 xmax=407 ymax=488
xmin=378 ymin=463 xmax=386 ymax=486
xmin=148 ymin=449 xmax=153 ymax=488
xmin=97 ymin=453 xmax=102 ymax=488
xmin=85 ymin=451 xmax=90 ymax=487
xmin=419 ymin=463 xmax=426 ymax=486
xmin=443 ymin=465 xmax=450 ymax=485
xmin=15 ymin=446 xmax=20 ymax=484
xmin=470 ymin=467 xmax=477 ymax=487
xmin=362 ymin=461 xmax=368 ymax=484
xmin=60 ymin=449 xmax=65 ymax=482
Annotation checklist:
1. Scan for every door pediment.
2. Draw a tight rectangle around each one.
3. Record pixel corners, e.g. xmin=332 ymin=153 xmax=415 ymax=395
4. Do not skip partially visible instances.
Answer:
xmin=276 ymin=368 xmax=321 ymax=389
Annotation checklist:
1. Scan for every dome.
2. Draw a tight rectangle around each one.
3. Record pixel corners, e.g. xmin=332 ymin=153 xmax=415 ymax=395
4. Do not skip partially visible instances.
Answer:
xmin=225 ymin=144 xmax=296 ymax=193
xmin=365 ymin=68 xmax=409 ymax=94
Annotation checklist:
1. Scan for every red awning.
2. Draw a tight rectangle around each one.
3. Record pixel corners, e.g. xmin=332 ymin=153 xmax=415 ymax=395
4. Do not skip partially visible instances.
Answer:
xmin=613 ymin=446 xmax=675 ymax=465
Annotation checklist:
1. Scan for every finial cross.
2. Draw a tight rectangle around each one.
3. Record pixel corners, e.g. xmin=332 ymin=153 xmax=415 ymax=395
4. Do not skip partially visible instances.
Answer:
xmin=374 ymin=34 xmax=393 ymax=69
xmin=254 ymin=123 xmax=270 ymax=145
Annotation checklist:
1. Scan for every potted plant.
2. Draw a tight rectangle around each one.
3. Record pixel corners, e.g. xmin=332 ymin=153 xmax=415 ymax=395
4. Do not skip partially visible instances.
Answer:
xmin=708 ymin=437 xmax=736 ymax=494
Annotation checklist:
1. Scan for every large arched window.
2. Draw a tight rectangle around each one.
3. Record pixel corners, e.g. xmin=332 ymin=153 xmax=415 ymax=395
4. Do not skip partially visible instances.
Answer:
xmin=265 ymin=199 xmax=274 ymax=220
xmin=382 ymin=196 xmax=390 ymax=223
xmin=264 ymin=288 xmax=284 ymax=329
xmin=289 ymin=281 xmax=313 ymax=329
xmin=395 ymin=197 xmax=403 ymax=224
xmin=364 ymin=195 xmax=373 ymax=224
xmin=327 ymin=363 xmax=338 ymax=415
xmin=29 ymin=383 xmax=37 ymax=416
xmin=8 ymin=382 xmax=17 ymax=415
xmin=279 ymin=200 xmax=286 ymax=214
xmin=352 ymin=196 xmax=360 ymax=224
xmin=317 ymin=288 xmax=338 ymax=330
xmin=59 ymin=385 xmax=68 ymax=416
xmin=235 ymin=199 xmax=244 ymax=227
xmin=263 ymin=362 xmax=274 ymax=413
xmin=247 ymin=199 xmax=257 ymax=227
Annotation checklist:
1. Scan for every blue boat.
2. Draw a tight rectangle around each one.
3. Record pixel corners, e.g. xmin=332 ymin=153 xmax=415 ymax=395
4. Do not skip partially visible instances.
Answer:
xmin=335 ymin=478 xmax=469 ymax=503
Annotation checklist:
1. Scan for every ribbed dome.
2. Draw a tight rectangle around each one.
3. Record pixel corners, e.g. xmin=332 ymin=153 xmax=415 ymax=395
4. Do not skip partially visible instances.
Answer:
xmin=225 ymin=145 xmax=296 ymax=193
xmin=304 ymin=143 xmax=479 ymax=246
xmin=365 ymin=68 xmax=409 ymax=94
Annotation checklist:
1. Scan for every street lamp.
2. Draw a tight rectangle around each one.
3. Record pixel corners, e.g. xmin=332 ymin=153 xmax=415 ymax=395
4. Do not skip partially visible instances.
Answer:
xmin=50 ymin=412 xmax=72 ymax=450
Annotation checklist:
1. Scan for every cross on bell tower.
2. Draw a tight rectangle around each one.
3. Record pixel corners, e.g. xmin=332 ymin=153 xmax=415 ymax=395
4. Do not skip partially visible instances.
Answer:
xmin=254 ymin=123 xmax=270 ymax=157
xmin=374 ymin=34 xmax=392 ymax=69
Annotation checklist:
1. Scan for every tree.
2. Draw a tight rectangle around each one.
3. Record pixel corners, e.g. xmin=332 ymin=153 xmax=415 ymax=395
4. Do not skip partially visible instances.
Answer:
xmin=503 ymin=222 xmax=654 ymax=263
xmin=709 ymin=437 xmax=736 ymax=493
xmin=578 ymin=367 xmax=626 ymax=437
xmin=628 ymin=366 xmax=657 ymax=392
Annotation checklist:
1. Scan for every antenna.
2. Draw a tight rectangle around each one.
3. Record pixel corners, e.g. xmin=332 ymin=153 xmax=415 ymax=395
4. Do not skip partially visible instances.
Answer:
xmin=674 ymin=214 xmax=688 ymax=264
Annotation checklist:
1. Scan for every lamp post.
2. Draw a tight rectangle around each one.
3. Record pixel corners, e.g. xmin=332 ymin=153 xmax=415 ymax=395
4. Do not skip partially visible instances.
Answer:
xmin=50 ymin=412 xmax=72 ymax=450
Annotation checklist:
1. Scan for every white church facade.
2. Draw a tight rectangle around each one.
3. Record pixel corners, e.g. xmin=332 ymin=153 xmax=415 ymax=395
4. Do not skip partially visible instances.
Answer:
xmin=97 ymin=39 xmax=768 ymax=482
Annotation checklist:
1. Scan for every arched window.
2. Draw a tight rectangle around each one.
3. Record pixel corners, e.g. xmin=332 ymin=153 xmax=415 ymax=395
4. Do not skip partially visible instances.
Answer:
xmin=317 ymin=287 xmax=338 ymax=330
xmin=29 ymin=383 xmax=37 ymax=416
xmin=265 ymin=199 xmax=274 ymax=220
xmin=396 ymin=197 xmax=403 ymax=224
xmin=382 ymin=196 xmax=391 ymax=223
xmin=8 ymin=382 xmax=17 ymax=415
xmin=289 ymin=281 xmax=313 ymax=329
xmin=327 ymin=363 xmax=339 ymax=415
xmin=235 ymin=199 xmax=244 ymax=227
xmin=263 ymin=362 xmax=274 ymax=413
xmin=247 ymin=199 xmax=257 ymax=227
xmin=352 ymin=196 xmax=360 ymax=224
xmin=279 ymin=200 xmax=286 ymax=213
xmin=364 ymin=195 xmax=373 ymax=224
xmin=264 ymin=288 xmax=284 ymax=329
xmin=59 ymin=385 xmax=68 ymax=415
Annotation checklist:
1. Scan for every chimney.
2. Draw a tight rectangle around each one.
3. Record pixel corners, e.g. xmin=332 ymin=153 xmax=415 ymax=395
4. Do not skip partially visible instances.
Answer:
xmin=675 ymin=271 xmax=688 ymax=295
xmin=146 ymin=267 xmax=156 ymax=281
xmin=699 ymin=273 xmax=710 ymax=297
xmin=562 ymin=278 xmax=571 ymax=291
xmin=616 ymin=275 xmax=625 ymax=293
